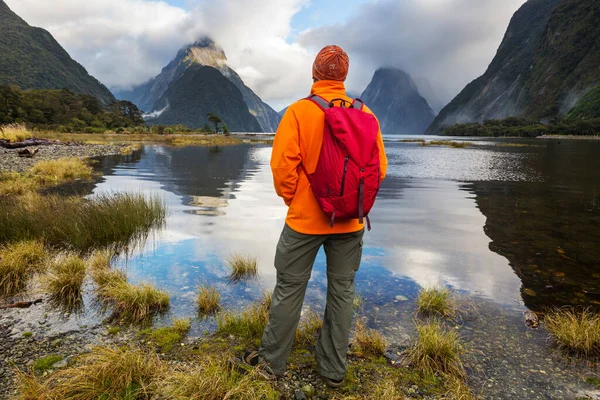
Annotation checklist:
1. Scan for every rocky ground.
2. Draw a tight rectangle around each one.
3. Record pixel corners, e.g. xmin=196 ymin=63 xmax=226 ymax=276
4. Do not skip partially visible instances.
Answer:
xmin=0 ymin=142 xmax=126 ymax=173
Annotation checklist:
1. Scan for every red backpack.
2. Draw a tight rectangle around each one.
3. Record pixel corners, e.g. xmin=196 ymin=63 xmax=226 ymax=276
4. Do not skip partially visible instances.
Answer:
xmin=303 ymin=95 xmax=381 ymax=230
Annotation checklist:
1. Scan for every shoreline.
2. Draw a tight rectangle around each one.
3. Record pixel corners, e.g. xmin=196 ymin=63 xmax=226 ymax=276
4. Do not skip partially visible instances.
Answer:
xmin=536 ymin=134 xmax=600 ymax=140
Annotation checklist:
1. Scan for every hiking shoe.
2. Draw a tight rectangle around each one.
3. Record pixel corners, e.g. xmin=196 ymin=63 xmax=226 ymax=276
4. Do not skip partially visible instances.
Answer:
xmin=325 ymin=377 xmax=344 ymax=388
xmin=242 ymin=350 xmax=277 ymax=381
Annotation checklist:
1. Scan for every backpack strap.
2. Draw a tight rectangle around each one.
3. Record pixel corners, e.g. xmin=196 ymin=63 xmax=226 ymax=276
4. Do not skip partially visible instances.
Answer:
xmin=306 ymin=95 xmax=331 ymax=111
xmin=351 ymin=98 xmax=364 ymax=110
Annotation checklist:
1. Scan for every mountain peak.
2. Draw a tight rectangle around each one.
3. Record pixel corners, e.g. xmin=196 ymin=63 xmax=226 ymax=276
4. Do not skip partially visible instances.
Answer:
xmin=183 ymin=37 xmax=227 ymax=69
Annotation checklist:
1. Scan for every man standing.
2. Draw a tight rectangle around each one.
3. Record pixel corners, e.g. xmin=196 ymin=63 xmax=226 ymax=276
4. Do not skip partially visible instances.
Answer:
xmin=245 ymin=45 xmax=387 ymax=387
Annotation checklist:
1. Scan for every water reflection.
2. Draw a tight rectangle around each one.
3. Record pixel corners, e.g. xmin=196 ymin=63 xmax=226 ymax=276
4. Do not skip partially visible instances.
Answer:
xmin=90 ymin=139 xmax=600 ymax=325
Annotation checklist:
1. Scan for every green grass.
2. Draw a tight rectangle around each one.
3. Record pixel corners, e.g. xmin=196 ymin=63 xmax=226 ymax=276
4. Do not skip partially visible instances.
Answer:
xmin=0 ymin=192 xmax=166 ymax=253
xmin=96 ymin=280 xmax=170 ymax=323
xmin=351 ymin=319 xmax=387 ymax=359
xmin=141 ymin=318 xmax=191 ymax=352
xmin=33 ymin=355 xmax=64 ymax=373
xmin=416 ymin=287 xmax=457 ymax=318
xmin=586 ymin=376 xmax=600 ymax=388
xmin=0 ymin=240 xmax=47 ymax=298
xmin=197 ymin=284 xmax=220 ymax=315
xmin=44 ymin=253 xmax=86 ymax=311
xmin=295 ymin=310 xmax=322 ymax=348
xmin=227 ymin=254 xmax=258 ymax=282
xmin=217 ymin=292 xmax=271 ymax=340
xmin=544 ymin=308 xmax=600 ymax=356
xmin=406 ymin=321 xmax=465 ymax=378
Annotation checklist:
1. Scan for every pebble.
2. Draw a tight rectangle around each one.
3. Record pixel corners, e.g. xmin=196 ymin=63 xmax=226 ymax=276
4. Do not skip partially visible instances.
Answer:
xmin=394 ymin=295 xmax=408 ymax=301
xmin=294 ymin=389 xmax=307 ymax=400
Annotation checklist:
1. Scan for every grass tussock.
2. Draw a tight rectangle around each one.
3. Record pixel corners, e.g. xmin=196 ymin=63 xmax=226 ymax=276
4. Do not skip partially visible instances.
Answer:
xmin=142 ymin=318 xmax=191 ymax=352
xmin=407 ymin=321 xmax=465 ymax=378
xmin=120 ymin=144 xmax=142 ymax=155
xmin=15 ymin=346 xmax=166 ymax=400
xmin=197 ymin=284 xmax=220 ymax=314
xmin=159 ymin=358 xmax=277 ymax=400
xmin=0 ymin=123 xmax=32 ymax=142
xmin=44 ymin=253 xmax=86 ymax=311
xmin=91 ymin=267 xmax=127 ymax=290
xmin=421 ymin=140 xmax=472 ymax=148
xmin=0 ymin=173 xmax=39 ymax=196
xmin=544 ymin=308 xmax=600 ymax=356
xmin=87 ymin=248 xmax=114 ymax=271
xmin=217 ymin=292 xmax=272 ymax=340
xmin=351 ymin=319 xmax=387 ymax=358
xmin=353 ymin=294 xmax=364 ymax=311
xmin=97 ymin=280 xmax=170 ymax=323
xmin=416 ymin=287 xmax=457 ymax=318
xmin=227 ymin=254 xmax=258 ymax=282
xmin=295 ymin=309 xmax=323 ymax=348
xmin=0 ymin=192 xmax=166 ymax=252
xmin=0 ymin=240 xmax=46 ymax=298
xmin=29 ymin=157 xmax=93 ymax=185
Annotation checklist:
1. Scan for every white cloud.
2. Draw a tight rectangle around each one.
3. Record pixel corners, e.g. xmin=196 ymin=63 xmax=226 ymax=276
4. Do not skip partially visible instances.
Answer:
xmin=5 ymin=0 xmax=527 ymax=110
xmin=5 ymin=0 xmax=202 ymax=89
xmin=299 ymin=0 xmax=527 ymax=103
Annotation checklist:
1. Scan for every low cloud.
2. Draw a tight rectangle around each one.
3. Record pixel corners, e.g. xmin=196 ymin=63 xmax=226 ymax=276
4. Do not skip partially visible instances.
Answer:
xmin=299 ymin=0 xmax=526 ymax=103
xmin=6 ymin=0 xmax=526 ymax=109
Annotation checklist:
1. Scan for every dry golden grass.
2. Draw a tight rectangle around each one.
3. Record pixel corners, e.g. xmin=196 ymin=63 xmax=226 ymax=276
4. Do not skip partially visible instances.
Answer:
xmin=119 ymin=144 xmax=142 ymax=155
xmin=421 ymin=140 xmax=472 ymax=148
xmin=416 ymin=287 xmax=457 ymax=318
xmin=97 ymin=280 xmax=170 ymax=323
xmin=217 ymin=292 xmax=272 ymax=340
xmin=0 ymin=123 xmax=32 ymax=142
xmin=30 ymin=157 xmax=93 ymax=185
xmin=197 ymin=284 xmax=220 ymax=314
xmin=87 ymin=248 xmax=114 ymax=271
xmin=295 ymin=309 xmax=323 ymax=348
xmin=44 ymin=253 xmax=86 ymax=311
xmin=159 ymin=358 xmax=277 ymax=399
xmin=353 ymin=294 xmax=364 ymax=311
xmin=0 ymin=173 xmax=39 ymax=196
xmin=0 ymin=240 xmax=46 ymax=298
xmin=15 ymin=346 xmax=166 ymax=399
xmin=91 ymin=267 xmax=127 ymax=290
xmin=351 ymin=319 xmax=387 ymax=358
xmin=227 ymin=254 xmax=258 ymax=282
xmin=545 ymin=308 xmax=600 ymax=356
xmin=407 ymin=321 xmax=466 ymax=378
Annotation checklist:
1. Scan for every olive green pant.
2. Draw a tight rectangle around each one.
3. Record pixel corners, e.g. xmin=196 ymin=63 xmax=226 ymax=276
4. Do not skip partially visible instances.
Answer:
xmin=259 ymin=224 xmax=364 ymax=380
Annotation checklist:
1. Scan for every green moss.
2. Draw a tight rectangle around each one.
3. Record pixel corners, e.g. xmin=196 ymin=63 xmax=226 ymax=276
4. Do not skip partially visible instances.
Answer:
xmin=141 ymin=319 xmax=190 ymax=352
xmin=107 ymin=327 xmax=121 ymax=335
xmin=22 ymin=331 xmax=32 ymax=338
xmin=586 ymin=377 xmax=600 ymax=388
xmin=33 ymin=355 xmax=63 ymax=373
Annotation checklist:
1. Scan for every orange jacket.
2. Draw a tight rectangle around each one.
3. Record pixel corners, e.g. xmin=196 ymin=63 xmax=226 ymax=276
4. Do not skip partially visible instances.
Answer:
xmin=271 ymin=80 xmax=388 ymax=235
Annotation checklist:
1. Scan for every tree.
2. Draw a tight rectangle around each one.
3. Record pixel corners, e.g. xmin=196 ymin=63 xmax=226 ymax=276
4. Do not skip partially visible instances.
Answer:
xmin=207 ymin=112 xmax=223 ymax=134
xmin=222 ymin=124 xmax=230 ymax=136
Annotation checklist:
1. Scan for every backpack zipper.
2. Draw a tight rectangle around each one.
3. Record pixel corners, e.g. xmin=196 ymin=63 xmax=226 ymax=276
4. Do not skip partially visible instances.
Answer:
xmin=340 ymin=156 xmax=349 ymax=196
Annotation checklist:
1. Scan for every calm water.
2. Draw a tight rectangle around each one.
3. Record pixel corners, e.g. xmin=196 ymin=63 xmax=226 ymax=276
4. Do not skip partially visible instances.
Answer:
xmin=90 ymin=137 xmax=600 ymax=399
